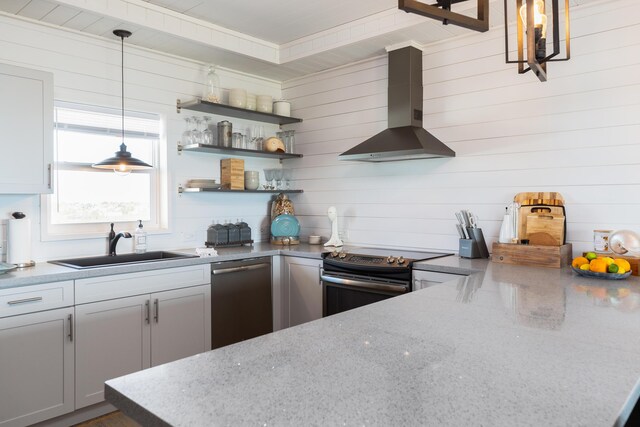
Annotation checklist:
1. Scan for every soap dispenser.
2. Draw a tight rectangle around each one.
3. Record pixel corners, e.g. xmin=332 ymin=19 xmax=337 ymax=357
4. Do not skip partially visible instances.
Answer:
xmin=134 ymin=220 xmax=147 ymax=253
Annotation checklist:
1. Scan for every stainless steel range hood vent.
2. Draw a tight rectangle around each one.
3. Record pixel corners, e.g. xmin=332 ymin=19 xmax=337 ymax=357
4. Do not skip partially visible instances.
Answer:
xmin=339 ymin=46 xmax=455 ymax=162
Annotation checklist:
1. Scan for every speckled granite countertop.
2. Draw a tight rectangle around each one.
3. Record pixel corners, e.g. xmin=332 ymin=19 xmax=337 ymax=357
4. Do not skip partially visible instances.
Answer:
xmin=0 ymin=243 xmax=325 ymax=290
xmin=104 ymin=254 xmax=640 ymax=426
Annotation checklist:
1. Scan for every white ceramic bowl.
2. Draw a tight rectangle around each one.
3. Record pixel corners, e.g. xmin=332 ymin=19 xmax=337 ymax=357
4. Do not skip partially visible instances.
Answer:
xmin=309 ymin=235 xmax=322 ymax=245
xmin=229 ymin=88 xmax=247 ymax=108
xmin=256 ymin=95 xmax=273 ymax=113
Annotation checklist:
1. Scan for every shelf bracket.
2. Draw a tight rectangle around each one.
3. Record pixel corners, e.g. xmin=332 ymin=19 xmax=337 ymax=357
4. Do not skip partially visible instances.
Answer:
xmin=176 ymin=99 xmax=182 ymax=114
xmin=177 ymin=143 xmax=183 ymax=155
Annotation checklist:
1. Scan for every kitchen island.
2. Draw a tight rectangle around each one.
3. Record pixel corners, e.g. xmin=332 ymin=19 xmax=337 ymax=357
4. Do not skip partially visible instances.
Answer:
xmin=105 ymin=258 xmax=640 ymax=426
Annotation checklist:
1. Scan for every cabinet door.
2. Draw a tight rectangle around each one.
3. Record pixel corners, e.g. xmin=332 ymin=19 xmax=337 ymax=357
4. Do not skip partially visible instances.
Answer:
xmin=0 ymin=63 xmax=53 ymax=194
xmin=151 ymin=285 xmax=211 ymax=366
xmin=0 ymin=307 xmax=74 ymax=427
xmin=285 ymin=257 xmax=323 ymax=327
xmin=75 ymin=295 xmax=151 ymax=409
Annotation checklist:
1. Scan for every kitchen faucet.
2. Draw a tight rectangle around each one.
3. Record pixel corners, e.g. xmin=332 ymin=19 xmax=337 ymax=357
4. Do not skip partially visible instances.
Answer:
xmin=108 ymin=223 xmax=132 ymax=256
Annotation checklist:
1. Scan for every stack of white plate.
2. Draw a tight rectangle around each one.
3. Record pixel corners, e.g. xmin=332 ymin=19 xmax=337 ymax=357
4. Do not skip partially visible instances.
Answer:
xmin=186 ymin=179 xmax=220 ymax=189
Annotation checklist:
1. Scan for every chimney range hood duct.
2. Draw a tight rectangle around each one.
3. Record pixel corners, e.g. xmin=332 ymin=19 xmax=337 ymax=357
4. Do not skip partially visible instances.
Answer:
xmin=339 ymin=46 xmax=455 ymax=162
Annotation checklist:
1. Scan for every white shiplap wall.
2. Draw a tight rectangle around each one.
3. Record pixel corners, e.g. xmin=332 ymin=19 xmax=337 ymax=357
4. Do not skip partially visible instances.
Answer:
xmin=0 ymin=13 xmax=284 ymax=261
xmin=282 ymin=0 xmax=640 ymax=255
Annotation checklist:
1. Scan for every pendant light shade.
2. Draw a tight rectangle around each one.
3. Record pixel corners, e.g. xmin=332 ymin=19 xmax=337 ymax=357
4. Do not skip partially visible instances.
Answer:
xmin=92 ymin=29 xmax=152 ymax=173
xmin=504 ymin=0 xmax=571 ymax=82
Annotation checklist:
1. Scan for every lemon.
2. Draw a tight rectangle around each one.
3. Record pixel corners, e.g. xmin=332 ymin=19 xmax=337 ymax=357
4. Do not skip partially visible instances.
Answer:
xmin=572 ymin=257 xmax=589 ymax=268
xmin=585 ymin=252 xmax=597 ymax=261
xmin=602 ymin=257 xmax=614 ymax=266
xmin=579 ymin=264 xmax=590 ymax=271
xmin=618 ymin=268 xmax=626 ymax=275
xmin=608 ymin=263 xmax=619 ymax=274
xmin=614 ymin=258 xmax=631 ymax=272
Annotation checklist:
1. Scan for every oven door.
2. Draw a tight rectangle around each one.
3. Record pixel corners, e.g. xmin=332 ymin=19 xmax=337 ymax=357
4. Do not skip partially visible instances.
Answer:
xmin=321 ymin=270 xmax=409 ymax=317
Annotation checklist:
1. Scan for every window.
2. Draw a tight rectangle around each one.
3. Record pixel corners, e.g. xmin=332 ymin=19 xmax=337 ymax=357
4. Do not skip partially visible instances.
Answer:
xmin=42 ymin=102 xmax=165 ymax=239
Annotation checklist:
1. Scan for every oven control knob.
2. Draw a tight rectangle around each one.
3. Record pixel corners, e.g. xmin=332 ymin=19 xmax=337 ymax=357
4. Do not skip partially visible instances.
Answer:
xmin=338 ymin=252 xmax=347 ymax=259
xmin=387 ymin=256 xmax=396 ymax=264
xmin=397 ymin=256 xmax=405 ymax=265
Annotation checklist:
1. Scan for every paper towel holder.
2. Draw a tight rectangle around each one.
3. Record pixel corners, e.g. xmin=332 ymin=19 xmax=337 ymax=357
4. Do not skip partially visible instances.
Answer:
xmin=8 ymin=212 xmax=35 ymax=268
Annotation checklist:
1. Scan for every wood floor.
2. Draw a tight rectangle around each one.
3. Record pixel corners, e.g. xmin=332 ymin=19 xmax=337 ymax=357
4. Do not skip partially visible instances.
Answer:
xmin=73 ymin=411 xmax=140 ymax=427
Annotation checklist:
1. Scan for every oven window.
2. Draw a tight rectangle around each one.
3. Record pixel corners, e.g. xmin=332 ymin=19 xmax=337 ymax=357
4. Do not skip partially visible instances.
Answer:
xmin=324 ymin=284 xmax=395 ymax=316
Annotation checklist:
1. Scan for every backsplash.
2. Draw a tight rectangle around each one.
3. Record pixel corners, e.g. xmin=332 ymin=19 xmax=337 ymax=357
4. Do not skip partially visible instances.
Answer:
xmin=1 ymin=1 xmax=638 ymax=261
xmin=282 ymin=0 xmax=640 ymax=255
xmin=0 ymin=15 xmax=283 ymax=261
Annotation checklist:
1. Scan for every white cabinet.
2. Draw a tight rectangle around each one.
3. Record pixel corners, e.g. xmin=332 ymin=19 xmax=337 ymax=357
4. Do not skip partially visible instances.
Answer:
xmin=74 ymin=265 xmax=211 ymax=409
xmin=283 ymin=256 xmax=323 ymax=328
xmin=0 ymin=62 xmax=53 ymax=194
xmin=0 ymin=307 xmax=74 ymax=427
xmin=75 ymin=295 xmax=151 ymax=408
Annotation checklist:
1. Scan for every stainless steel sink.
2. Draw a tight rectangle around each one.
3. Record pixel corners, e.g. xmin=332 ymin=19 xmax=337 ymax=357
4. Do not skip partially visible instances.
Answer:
xmin=49 ymin=251 xmax=198 ymax=269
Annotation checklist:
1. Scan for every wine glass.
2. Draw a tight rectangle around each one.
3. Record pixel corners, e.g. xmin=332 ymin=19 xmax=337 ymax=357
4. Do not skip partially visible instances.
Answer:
xmin=282 ymin=169 xmax=293 ymax=189
xmin=201 ymin=117 xmax=214 ymax=145
xmin=191 ymin=116 xmax=203 ymax=144
xmin=263 ymin=168 xmax=275 ymax=190
xmin=273 ymin=168 xmax=284 ymax=190
xmin=182 ymin=117 xmax=194 ymax=145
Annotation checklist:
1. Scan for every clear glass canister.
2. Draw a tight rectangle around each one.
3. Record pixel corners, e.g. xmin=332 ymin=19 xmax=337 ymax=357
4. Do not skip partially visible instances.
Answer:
xmin=594 ymin=229 xmax=612 ymax=252
xmin=203 ymin=65 xmax=220 ymax=103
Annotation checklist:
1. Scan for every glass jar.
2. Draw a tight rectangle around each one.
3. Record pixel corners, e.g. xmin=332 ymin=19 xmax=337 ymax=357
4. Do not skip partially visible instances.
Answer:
xmin=203 ymin=65 xmax=220 ymax=103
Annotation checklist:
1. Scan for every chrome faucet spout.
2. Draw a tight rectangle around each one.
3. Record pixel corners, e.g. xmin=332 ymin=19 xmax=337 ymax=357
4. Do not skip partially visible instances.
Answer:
xmin=109 ymin=231 xmax=132 ymax=256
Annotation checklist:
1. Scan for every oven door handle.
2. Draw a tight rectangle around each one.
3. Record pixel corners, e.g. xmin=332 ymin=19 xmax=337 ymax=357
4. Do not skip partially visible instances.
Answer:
xmin=320 ymin=272 xmax=408 ymax=294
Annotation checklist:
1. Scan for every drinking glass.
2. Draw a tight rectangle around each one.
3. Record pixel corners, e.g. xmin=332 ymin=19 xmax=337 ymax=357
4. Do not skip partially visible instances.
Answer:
xmin=285 ymin=130 xmax=296 ymax=153
xmin=263 ymin=168 xmax=275 ymax=190
xmin=202 ymin=117 xmax=214 ymax=145
xmin=252 ymin=125 xmax=264 ymax=150
xmin=273 ymin=168 xmax=284 ymax=190
xmin=182 ymin=117 xmax=194 ymax=145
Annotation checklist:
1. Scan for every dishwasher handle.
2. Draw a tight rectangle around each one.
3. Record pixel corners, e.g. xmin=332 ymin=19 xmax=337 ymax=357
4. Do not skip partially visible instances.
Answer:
xmin=320 ymin=272 xmax=408 ymax=294
xmin=212 ymin=262 xmax=270 ymax=275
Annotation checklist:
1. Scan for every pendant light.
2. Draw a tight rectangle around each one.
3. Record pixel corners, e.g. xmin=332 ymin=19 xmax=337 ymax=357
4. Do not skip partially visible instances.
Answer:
xmin=504 ymin=0 xmax=571 ymax=82
xmin=92 ymin=30 xmax=152 ymax=174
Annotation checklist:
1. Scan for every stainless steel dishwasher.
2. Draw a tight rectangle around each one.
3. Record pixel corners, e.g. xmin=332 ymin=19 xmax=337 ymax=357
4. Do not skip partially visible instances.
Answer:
xmin=211 ymin=257 xmax=273 ymax=349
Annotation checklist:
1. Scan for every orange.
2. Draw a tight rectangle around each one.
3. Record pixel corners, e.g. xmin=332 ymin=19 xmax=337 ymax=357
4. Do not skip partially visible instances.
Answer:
xmin=572 ymin=256 xmax=589 ymax=268
xmin=614 ymin=258 xmax=631 ymax=272
xmin=589 ymin=258 xmax=607 ymax=273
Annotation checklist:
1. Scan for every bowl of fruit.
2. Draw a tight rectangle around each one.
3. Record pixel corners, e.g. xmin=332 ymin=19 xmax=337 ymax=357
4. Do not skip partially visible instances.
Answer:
xmin=571 ymin=252 xmax=632 ymax=280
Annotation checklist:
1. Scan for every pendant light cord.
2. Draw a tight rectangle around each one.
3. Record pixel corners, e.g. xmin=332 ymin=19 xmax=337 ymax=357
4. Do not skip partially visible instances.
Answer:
xmin=121 ymin=33 xmax=125 ymax=144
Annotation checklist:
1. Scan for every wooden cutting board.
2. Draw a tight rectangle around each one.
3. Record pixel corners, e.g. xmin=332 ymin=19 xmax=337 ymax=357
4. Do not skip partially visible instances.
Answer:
xmin=517 ymin=205 xmax=565 ymax=244
xmin=526 ymin=213 xmax=565 ymax=246
xmin=514 ymin=192 xmax=565 ymax=206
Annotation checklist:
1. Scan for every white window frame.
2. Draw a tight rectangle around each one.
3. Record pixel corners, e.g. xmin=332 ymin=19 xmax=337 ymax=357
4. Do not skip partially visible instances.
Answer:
xmin=41 ymin=101 xmax=168 ymax=241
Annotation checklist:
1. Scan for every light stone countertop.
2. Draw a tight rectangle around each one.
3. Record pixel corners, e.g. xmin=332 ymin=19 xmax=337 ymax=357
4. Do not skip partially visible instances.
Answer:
xmin=0 ymin=242 xmax=325 ymax=290
xmin=104 ymin=254 xmax=640 ymax=426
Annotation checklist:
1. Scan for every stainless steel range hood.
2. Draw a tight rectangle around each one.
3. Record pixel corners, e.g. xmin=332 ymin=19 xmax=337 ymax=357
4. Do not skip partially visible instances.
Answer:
xmin=339 ymin=46 xmax=455 ymax=162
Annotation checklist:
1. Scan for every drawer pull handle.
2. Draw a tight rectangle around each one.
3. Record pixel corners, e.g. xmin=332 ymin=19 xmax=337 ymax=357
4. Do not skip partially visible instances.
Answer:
xmin=7 ymin=296 xmax=43 ymax=305
xmin=154 ymin=299 xmax=159 ymax=323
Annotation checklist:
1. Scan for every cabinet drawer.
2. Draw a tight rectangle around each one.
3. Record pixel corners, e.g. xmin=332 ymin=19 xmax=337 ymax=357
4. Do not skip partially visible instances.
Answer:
xmin=0 ymin=281 xmax=74 ymax=318
xmin=75 ymin=264 xmax=210 ymax=304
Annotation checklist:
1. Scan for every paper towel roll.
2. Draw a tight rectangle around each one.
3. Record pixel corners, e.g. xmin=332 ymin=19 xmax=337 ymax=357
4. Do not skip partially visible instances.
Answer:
xmin=7 ymin=218 xmax=32 ymax=266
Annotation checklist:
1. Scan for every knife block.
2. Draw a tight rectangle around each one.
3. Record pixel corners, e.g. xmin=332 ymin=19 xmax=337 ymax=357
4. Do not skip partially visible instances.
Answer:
xmin=459 ymin=228 xmax=489 ymax=259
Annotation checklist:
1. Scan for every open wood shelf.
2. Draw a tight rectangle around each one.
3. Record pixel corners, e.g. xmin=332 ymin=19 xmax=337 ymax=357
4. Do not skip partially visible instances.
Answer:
xmin=177 ymin=98 xmax=303 ymax=125
xmin=178 ymin=143 xmax=302 ymax=160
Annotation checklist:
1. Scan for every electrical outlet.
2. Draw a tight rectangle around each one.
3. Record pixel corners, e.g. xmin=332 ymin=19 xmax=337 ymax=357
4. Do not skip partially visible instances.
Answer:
xmin=181 ymin=232 xmax=195 ymax=242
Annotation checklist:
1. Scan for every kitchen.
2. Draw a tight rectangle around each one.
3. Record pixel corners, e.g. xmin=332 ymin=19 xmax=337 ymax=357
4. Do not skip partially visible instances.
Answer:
xmin=1 ymin=0 xmax=639 ymax=426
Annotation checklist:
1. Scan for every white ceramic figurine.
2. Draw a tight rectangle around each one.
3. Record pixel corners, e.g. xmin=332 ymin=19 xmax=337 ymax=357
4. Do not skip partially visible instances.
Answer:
xmin=324 ymin=206 xmax=344 ymax=247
